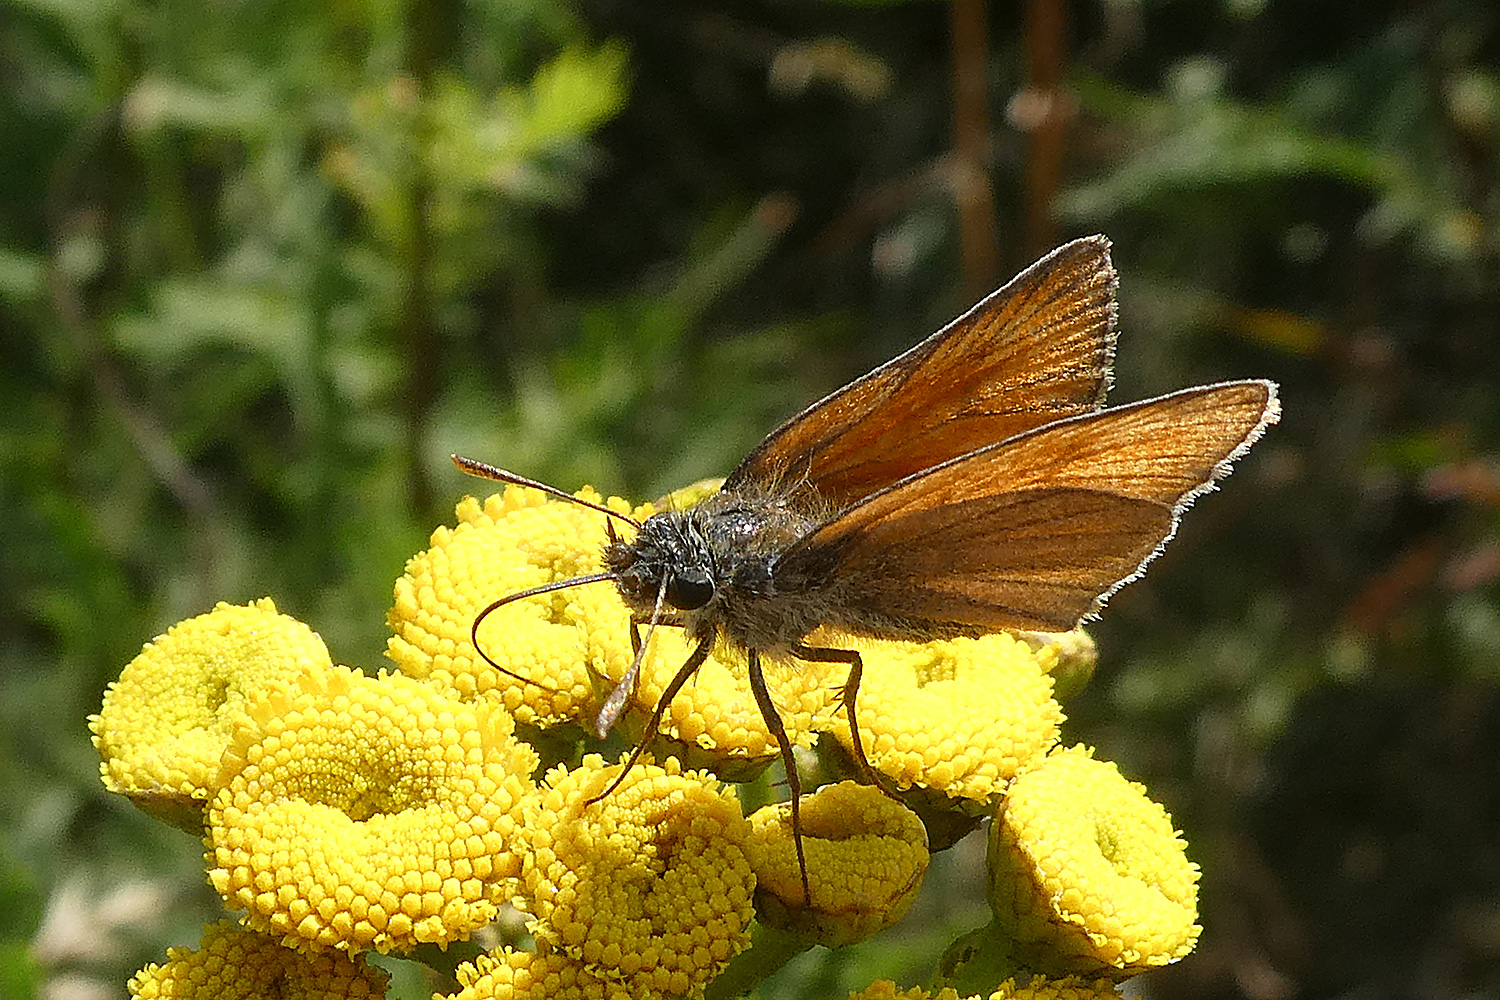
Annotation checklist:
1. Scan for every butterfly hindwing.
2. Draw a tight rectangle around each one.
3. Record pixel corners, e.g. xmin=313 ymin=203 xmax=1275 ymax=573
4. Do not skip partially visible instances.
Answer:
xmin=774 ymin=380 xmax=1280 ymax=633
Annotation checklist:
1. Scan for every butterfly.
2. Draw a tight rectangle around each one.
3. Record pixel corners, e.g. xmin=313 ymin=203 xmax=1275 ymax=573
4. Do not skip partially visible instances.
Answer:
xmin=455 ymin=235 xmax=1280 ymax=902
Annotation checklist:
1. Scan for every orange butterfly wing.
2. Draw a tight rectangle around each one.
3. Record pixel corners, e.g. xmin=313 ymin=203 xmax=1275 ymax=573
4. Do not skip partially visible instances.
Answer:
xmin=724 ymin=236 xmax=1118 ymax=508
xmin=775 ymin=380 xmax=1281 ymax=633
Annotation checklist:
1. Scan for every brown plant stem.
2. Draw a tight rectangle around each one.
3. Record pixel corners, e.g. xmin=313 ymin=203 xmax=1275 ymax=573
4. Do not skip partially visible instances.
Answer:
xmin=949 ymin=0 xmax=1001 ymax=298
xmin=1019 ymin=0 xmax=1071 ymax=258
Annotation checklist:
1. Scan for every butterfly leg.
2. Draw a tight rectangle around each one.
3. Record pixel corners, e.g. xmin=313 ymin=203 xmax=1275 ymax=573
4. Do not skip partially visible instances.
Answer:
xmin=792 ymin=644 xmax=902 ymax=801
xmin=629 ymin=613 xmax=687 ymax=655
xmin=586 ymin=637 xmax=712 ymax=806
xmin=746 ymin=647 xmax=811 ymax=906
xmin=595 ymin=598 xmax=685 ymax=736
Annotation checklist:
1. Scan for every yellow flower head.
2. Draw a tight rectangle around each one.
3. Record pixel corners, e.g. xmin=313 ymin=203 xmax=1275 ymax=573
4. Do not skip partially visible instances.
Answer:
xmin=91 ymin=599 xmax=332 ymax=830
xmin=523 ymin=754 xmax=756 ymax=996
xmin=387 ymin=488 xmax=630 ymax=726
xmin=826 ymin=634 xmax=1063 ymax=803
xmin=206 ymin=664 xmax=538 ymax=954
xmin=986 ymin=746 xmax=1201 ymax=976
xmin=127 ymin=919 xmax=388 ymax=999
xmin=446 ymin=947 xmax=660 ymax=1000
xmin=747 ymin=781 xmax=928 ymax=947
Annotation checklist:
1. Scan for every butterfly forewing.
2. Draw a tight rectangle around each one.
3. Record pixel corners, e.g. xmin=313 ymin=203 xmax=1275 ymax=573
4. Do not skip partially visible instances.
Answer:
xmin=725 ymin=236 xmax=1119 ymax=508
xmin=775 ymin=380 xmax=1280 ymax=633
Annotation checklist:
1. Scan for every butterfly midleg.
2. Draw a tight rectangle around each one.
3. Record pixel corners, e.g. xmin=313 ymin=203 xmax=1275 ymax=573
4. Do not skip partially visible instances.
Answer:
xmin=746 ymin=647 xmax=812 ymax=906
xmin=586 ymin=637 xmax=713 ymax=806
xmin=792 ymin=644 xmax=901 ymax=801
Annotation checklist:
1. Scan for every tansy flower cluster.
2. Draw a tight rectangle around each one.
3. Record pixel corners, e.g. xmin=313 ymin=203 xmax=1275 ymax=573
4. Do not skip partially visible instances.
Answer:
xmin=92 ymin=482 xmax=1201 ymax=999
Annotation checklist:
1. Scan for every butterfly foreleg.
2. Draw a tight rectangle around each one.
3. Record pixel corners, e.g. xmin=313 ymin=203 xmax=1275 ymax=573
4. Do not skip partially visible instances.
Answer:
xmin=586 ymin=638 xmax=713 ymax=806
xmin=629 ymin=613 xmax=687 ymax=656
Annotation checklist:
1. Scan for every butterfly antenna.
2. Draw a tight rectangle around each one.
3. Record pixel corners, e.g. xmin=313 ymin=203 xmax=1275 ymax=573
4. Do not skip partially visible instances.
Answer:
xmin=594 ymin=575 xmax=669 ymax=738
xmin=451 ymin=455 xmax=642 ymax=531
xmin=470 ymin=573 xmax=617 ymax=693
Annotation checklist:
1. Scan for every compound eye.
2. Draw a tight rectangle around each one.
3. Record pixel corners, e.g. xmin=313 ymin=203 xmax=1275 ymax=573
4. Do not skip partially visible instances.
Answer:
xmin=666 ymin=569 xmax=714 ymax=610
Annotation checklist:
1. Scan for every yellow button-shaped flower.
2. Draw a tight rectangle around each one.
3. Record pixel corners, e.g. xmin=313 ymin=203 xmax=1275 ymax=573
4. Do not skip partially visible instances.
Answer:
xmin=523 ymin=754 xmax=755 ymax=995
xmin=988 ymin=975 xmax=1121 ymax=999
xmin=387 ymin=488 xmax=629 ymax=726
xmin=825 ymin=634 xmax=1063 ymax=803
xmin=747 ymin=781 xmax=929 ymax=947
xmin=206 ymin=664 xmax=537 ymax=954
xmin=445 ymin=947 xmax=659 ymax=1000
xmin=620 ymin=631 xmax=842 ymax=771
xmin=92 ymin=599 xmax=332 ymax=830
xmin=987 ymin=746 xmax=1200 ymax=976
xmin=1015 ymin=629 xmax=1097 ymax=701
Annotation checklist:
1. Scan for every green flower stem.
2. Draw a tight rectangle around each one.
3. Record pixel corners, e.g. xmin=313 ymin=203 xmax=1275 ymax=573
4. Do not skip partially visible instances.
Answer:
xmin=930 ymin=919 xmax=1020 ymax=997
xmin=705 ymin=922 xmax=813 ymax=1000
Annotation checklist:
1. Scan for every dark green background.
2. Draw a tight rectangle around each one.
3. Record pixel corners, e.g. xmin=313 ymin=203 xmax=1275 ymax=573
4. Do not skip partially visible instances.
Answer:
xmin=4 ymin=1 xmax=1498 ymax=998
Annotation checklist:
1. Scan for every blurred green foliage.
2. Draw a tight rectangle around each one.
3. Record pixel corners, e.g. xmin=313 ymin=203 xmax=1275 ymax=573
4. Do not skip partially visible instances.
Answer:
xmin=4 ymin=0 xmax=1500 ymax=998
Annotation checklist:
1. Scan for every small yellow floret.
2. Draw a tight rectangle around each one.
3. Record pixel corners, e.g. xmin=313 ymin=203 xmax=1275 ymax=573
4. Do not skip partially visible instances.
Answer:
xmin=987 ymin=746 xmax=1201 ymax=976
xmin=127 ymin=919 xmax=387 ymax=998
xmin=825 ymin=634 xmax=1063 ymax=802
xmin=92 ymin=599 xmax=332 ymax=829
xmin=1015 ymin=629 xmax=1097 ymax=701
xmin=206 ymin=665 xmax=538 ymax=954
xmin=747 ymin=781 xmax=929 ymax=947
xmin=523 ymin=754 xmax=755 ymax=994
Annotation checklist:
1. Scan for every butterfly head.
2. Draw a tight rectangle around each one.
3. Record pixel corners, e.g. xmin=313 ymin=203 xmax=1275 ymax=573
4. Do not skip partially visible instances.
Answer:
xmin=606 ymin=511 xmax=719 ymax=614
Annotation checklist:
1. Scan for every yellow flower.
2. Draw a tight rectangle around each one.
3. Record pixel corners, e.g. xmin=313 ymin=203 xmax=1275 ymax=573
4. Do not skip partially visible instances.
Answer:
xmin=986 ymin=746 xmax=1200 ymax=976
xmin=445 ymin=947 xmax=660 ymax=1000
xmin=523 ymin=754 xmax=755 ymax=996
xmin=127 ymin=919 xmax=387 ymax=999
xmin=824 ymin=634 xmax=1063 ymax=803
xmin=747 ymin=781 xmax=929 ymax=947
xmin=91 ymin=599 xmax=332 ymax=830
xmin=206 ymin=664 xmax=537 ymax=954
xmin=387 ymin=488 xmax=630 ymax=726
